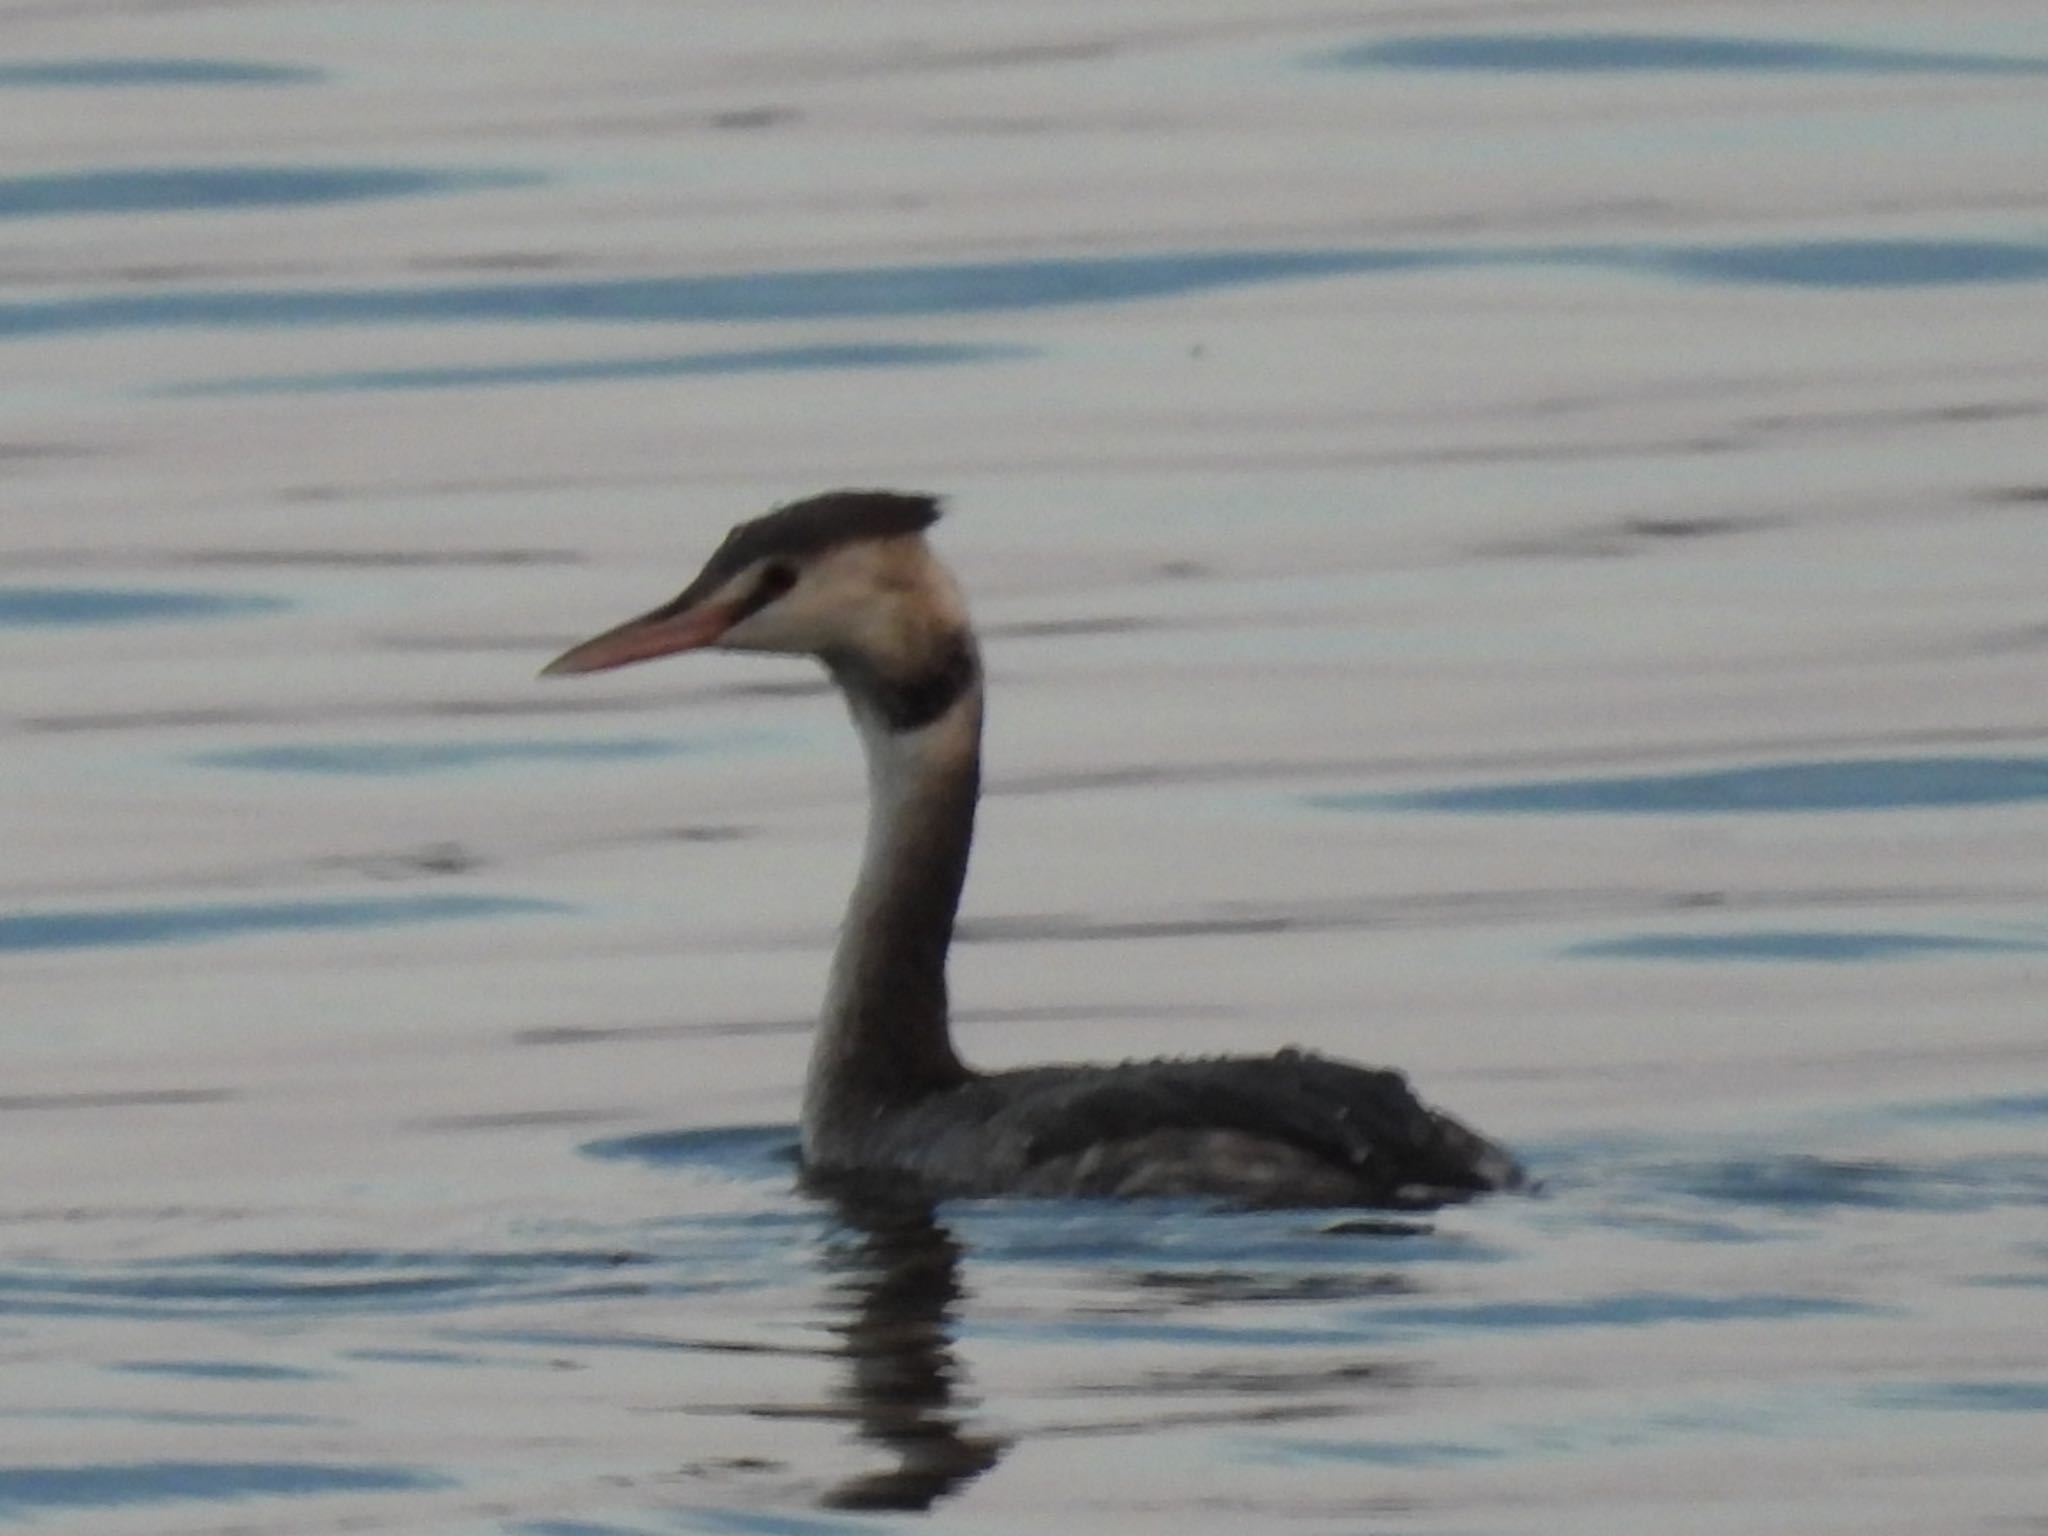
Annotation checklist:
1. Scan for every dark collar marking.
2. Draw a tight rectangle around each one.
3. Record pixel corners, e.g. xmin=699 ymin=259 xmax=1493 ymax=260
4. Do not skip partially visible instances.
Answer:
xmin=831 ymin=635 xmax=979 ymax=734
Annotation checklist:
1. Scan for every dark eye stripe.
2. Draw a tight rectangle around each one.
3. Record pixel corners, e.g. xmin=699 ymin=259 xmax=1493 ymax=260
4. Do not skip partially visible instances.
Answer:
xmin=731 ymin=561 xmax=796 ymax=622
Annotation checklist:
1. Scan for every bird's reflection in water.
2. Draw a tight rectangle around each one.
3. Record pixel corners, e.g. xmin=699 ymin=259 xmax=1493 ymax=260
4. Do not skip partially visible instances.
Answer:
xmin=812 ymin=1184 xmax=1007 ymax=1511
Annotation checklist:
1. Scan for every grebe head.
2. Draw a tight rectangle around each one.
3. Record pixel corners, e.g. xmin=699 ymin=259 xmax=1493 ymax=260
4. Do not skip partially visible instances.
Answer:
xmin=541 ymin=490 xmax=964 ymax=681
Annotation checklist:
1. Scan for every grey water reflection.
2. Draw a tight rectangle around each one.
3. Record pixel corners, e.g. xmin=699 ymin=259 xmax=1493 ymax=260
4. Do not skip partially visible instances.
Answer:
xmin=1327 ymin=33 xmax=2048 ymax=76
xmin=811 ymin=1192 xmax=1005 ymax=1512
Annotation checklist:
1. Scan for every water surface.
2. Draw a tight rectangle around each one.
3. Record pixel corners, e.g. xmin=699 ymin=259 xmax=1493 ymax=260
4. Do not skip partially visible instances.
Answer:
xmin=4 ymin=3 xmax=2044 ymax=1532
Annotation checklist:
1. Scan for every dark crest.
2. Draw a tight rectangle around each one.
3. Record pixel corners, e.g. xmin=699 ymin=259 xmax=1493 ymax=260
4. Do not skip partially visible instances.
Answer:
xmin=706 ymin=490 xmax=941 ymax=581
xmin=656 ymin=490 xmax=943 ymax=619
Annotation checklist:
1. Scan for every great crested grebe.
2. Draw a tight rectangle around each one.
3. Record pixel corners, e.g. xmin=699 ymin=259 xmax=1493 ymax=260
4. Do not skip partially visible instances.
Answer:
xmin=543 ymin=490 xmax=1522 ymax=1208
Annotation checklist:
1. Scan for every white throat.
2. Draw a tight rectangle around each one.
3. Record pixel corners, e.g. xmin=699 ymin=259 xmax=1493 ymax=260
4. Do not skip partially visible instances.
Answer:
xmin=802 ymin=668 xmax=983 ymax=1156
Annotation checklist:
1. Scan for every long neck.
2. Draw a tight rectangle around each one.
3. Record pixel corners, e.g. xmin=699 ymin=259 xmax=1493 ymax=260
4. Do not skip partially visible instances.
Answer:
xmin=804 ymin=643 xmax=981 ymax=1153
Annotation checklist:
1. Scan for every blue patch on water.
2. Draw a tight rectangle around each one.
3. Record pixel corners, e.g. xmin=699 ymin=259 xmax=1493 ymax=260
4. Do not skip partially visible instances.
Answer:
xmin=0 ymin=59 xmax=323 ymax=87
xmin=987 ymin=1314 xmax=1375 ymax=1349
xmin=1339 ymin=755 xmax=2048 ymax=815
xmin=0 ymin=166 xmax=532 ymax=220
xmin=979 ymin=1289 xmax=1866 ymax=1348
xmin=3 ymin=238 xmax=2042 ymax=341
xmin=0 ymin=248 xmax=1457 ymax=338
xmin=1867 ymin=1380 xmax=2048 ymax=1413
xmin=0 ymin=1462 xmax=445 ymax=1516
xmin=1891 ymin=1093 xmax=2048 ymax=1124
xmin=1566 ymin=931 xmax=2048 ymax=963
xmin=0 ymin=585 xmax=286 ymax=627
xmin=675 ymin=1508 xmax=927 ymax=1536
xmin=112 ymin=1360 xmax=326 ymax=1381
xmin=1246 ymin=1436 xmax=1502 ymax=1467
xmin=169 ymin=341 xmax=1031 ymax=395
xmin=1326 ymin=33 xmax=2048 ymax=75
xmin=1663 ymin=1155 xmax=2048 ymax=1213
xmin=344 ymin=1347 xmax=556 ymax=1371
xmin=1362 ymin=1291 xmax=1869 ymax=1332
xmin=1641 ymin=238 xmax=2048 ymax=288
xmin=0 ymin=1408 xmax=331 ymax=1427
xmin=195 ymin=738 xmax=692 ymax=777
xmin=0 ymin=894 xmax=566 ymax=954
xmin=583 ymin=1125 xmax=797 ymax=1179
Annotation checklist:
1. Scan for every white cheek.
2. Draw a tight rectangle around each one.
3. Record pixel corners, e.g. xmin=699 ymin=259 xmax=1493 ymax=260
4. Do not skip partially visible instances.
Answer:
xmin=720 ymin=585 xmax=840 ymax=654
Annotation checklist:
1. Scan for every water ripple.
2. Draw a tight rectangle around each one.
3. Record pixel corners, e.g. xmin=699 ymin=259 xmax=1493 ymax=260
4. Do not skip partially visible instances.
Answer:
xmin=195 ymin=737 xmax=700 ymax=777
xmin=169 ymin=341 xmax=1031 ymax=396
xmin=5 ymin=239 xmax=2045 ymax=342
xmin=0 ymin=894 xmax=568 ymax=954
xmin=1662 ymin=1153 xmax=2048 ymax=1213
xmin=1332 ymin=755 xmax=2048 ymax=814
xmin=0 ymin=1462 xmax=447 ymax=1517
xmin=1567 ymin=930 xmax=2048 ymax=962
xmin=0 ymin=1247 xmax=649 ymax=1321
xmin=0 ymin=166 xmax=533 ymax=220
xmin=0 ymin=585 xmax=286 ymax=627
xmin=1867 ymin=1380 xmax=2048 ymax=1413
xmin=1327 ymin=33 xmax=2048 ymax=76
xmin=0 ymin=59 xmax=322 ymax=87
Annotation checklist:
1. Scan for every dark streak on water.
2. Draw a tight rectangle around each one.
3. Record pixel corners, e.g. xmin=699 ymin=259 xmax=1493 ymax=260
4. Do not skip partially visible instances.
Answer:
xmin=112 ymin=1359 xmax=328 ymax=1381
xmin=1325 ymin=32 xmax=2048 ymax=76
xmin=11 ymin=239 xmax=2046 ymax=345
xmin=1567 ymin=929 xmax=2048 ymax=962
xmin=1332 ymin=755 xmax=2048 ymax=814
xmin=1249 ymin=1435 xmax=1501 ymax=1467
xmin=168 ymin=342 xmax=1032 ymax=396
xmin=0 ymin=1248 xmax=652 ymax=1322
xmin=1665 ymin=1154 xmax=2048 ymax=1212
xmin=1867 ymin=1381 xmax=2048 ymax=1413
xmin=0 ymin=59 xmax=323 ymax=87
xmin=0 ymin=1088 xmax=233 ymax=1112
xmin=0 ymin=585 xmax=287 ymax=627
xmin=1892 ymin=1093 xmax=2048 ymax=1123
xmin=0 ymin=167 xmax=533 ymax=220
xmin=0 ymin=894 xmax=567 ymax=954
xmin=0 ymin=1462 xmax=447 ymax=1516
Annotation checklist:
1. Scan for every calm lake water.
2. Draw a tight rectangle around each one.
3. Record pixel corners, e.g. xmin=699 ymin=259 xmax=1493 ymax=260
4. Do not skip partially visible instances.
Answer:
xmin=2 ymin=4 xmax=2044 ymax=1532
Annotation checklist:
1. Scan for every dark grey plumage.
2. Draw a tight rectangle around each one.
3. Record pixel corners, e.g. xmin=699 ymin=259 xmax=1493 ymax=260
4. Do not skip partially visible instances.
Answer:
xmin=810 ymin=1052 xmax=1520 ymax=1208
